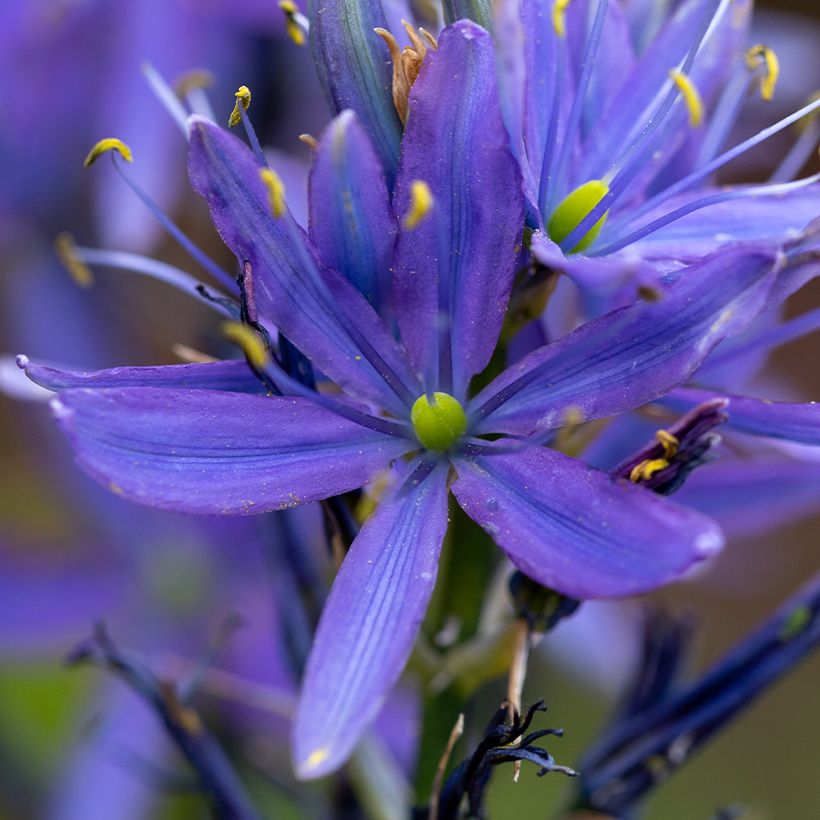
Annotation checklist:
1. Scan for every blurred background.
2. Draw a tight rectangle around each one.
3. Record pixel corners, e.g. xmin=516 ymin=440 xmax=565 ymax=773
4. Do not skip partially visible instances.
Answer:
xmin=0 ymin=1 xmax=818 ymax=818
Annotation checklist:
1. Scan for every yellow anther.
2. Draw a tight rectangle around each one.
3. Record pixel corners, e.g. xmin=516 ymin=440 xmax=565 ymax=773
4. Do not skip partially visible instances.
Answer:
xmin=54 ymin=232 xmax=93 ymax=288
xmin=745 ymin=45 xmax=780 ymax=102
xmin=669 ymin=70 xmax=703 ymax=128
xmin=629 ymin=429 xmax=680 ymax=483
xmin=552 ymin=0 xmax=573 ymax=38
xmin=221 ymin=321 xmax=270 ymax=370
xmin=299 ymin=133 xmax=319 ymax=150
xmin=279 ymin=0 xmax=307 ymax=46
xmin=403 ymin=180 xmax=433 ymax=229
xmin=229 ymin=85 xmax=251 ymax=128
xmin=629 ymin=458 xmax=668 ymax=483
xmin=173 ymin=69 xmax=215 ymax=97
xmin=259 ymin=168 xmax=286 ymax=218
xmin=375 ymin=21 xmax=437 ymax=124
xmin=655 ymin=429 xmax=679 ymax=458
xmin=83 ymin=138 xmax=133 ymax=168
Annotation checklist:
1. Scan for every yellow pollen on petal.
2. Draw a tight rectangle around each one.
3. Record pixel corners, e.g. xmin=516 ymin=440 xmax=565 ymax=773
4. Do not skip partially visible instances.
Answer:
xmin=552 ymin=0 xmax=573 ymax=38
xmin=173 ymin=69 xmax=215 ymax=97
xmin=403 ymin=180 xmax=433 ymax=229
xmin=745 ymin=44 xmax=780 ymax=102
xmin=229 ymin=85 xmax=252 ymax=128
xmin=83 ymin=138 xmax=133 ymax=168
xmin=669 ymin=70 xmax=703 ymax=128
xmin=304 ymin=747 xmax=330 ymax=771
xmin=55 ymin=232 xmax=93 ymax=288
xmin=259 ymin=168 xmax=286 ymax=218
xmin=221 ymin=321 xmax=270 ymax=370
xmin=279 ymin=0 xmax=307 ymax=46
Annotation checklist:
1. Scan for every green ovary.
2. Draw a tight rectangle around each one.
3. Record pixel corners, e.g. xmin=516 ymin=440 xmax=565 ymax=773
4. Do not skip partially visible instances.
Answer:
xmin=411 ymin=392 xmax=467 ymax=451
xmin=547 ymin=179 xmax=610 ymax=253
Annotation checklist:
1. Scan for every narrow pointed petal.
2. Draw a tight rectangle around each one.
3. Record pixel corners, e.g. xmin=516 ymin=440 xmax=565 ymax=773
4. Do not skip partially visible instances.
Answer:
xmin=453 ymin=446 xmax=722 ymax=599
xmin=309 ymin=110 xmax=396 ymax=307
xmin=675 ymin=454 xmax=820 ymax=539
xmin=625 ymin=184 xmax=820 ymax=264
xmin=309 ymin=0 xmax=402 ymax=175
xmin=53 ymin=388 xmax=412 ymax=514
xmin=393 ymin=21 xmax=525 ymax=395
xmin=292 ymin=463 xmax=448 ymax=779
xmin=471 ymin=245 xmax=779 ymax=436
xmin=188 ymin=117 xmax=419 ymax=413
xmin=20 ymin=358 xmax=265 ymax=394
xmin=665 ymin=387 xmax=820 ymax=445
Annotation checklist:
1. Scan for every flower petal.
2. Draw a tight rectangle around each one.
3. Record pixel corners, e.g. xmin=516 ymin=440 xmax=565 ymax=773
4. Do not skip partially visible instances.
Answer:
xmin=392 ymin=21 xmax=525 ymax=395
xmin=53 ymin=388 xmax=412 ymax=514
xmin=675 ymin=453 xmax=820 ymax=539
xmin=471 ymin=244 xmax=778 ymax=436
xmin=452 ymin=445 xmax=722 ymax=599
xmin=309 ymin=110 xmax=396 ymax=307
xmin=666 ymin=387 xmax=820 ymax=445
xmin=624 ymin=184 xmax=820 ymax=264
xmin=20 ymin=357 xmax=265 ymax=394
xmin=309 ymin=0 xmax=402 ymax=174
xmin=188 ymin=117 xmax=419 ymax=413
xmin=292 ymin=463 xmax=449 ymax=778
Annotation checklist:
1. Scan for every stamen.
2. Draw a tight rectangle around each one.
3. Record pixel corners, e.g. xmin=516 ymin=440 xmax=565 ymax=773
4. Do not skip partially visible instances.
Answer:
xmin=745 ymin=44 xmax=780 ymax=102
xmin=299 ymin=133 xmax=319 ymax=150
xmin=629 ymin=429 xmax=679 ymax=483
xmin=174 ymin=69 xmax=217 ymax=121
xmin=669 ymin=70 xmax=704 ymax=128
xmin=83 ymin=138 xmax=132 ymax=168
xmin=172 ymin=343 xmax=217 ymax=364
xmin=222 ymin=321 xmax=271 ymax=370
xmin=770 ymin=95 xmax=820 ymax=182
xmin=550 ymin=0 xmax=610 ymax=206
xmin=62 ymin=245 xmax=234 ymax=316
xmin=552 ymin=0 xmax=573 ymax=38
xmin=229 ymin=86 xmax=252 ymax=128
xmin=403 ymin=180 xmax=434 ymax=229
xmin=174 ymin=69 xmax=215 ymax=98
xmin=54 ymin=232 xmax=93 ymax=287
xmin=559 ymin=0 xmax=724 ymax=251
xmin=106 ymin=156 xmax=237 ymax=291
xmin=620 ymin=97 xmax=820 ymax=230
xmin=375 ymin=21 xmax=437 ymax=124
xmin=278 ymin=0 xmax=309 ymax=46
xmin=142 ymin=63 xmax=190 ymax=136
xmin=259 ymin=168 xmax=286 ymax=218
xmin=548 ymin=180 xmax=610 ymax=252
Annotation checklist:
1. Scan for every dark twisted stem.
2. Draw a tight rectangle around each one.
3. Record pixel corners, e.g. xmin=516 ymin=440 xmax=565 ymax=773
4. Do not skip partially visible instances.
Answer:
xmin=66 ymin=623 xmax=260 ymax=820
xmin=576 ymin=573 xmax=820 ymax=816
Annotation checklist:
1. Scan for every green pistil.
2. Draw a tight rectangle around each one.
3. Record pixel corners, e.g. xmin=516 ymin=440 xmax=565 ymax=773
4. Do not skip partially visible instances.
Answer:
xmin=547 ymin=179 xmax=610 ymax=253
xmin=411 ymin=392 xmax=467 ymax=452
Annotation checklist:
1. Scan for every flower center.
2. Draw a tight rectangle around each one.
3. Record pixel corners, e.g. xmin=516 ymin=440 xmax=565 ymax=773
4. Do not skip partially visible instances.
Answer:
xmin=411 ymin=392 xmax=467 ymax=451
xmin=547 ymin=179 xmax=610 ymax=253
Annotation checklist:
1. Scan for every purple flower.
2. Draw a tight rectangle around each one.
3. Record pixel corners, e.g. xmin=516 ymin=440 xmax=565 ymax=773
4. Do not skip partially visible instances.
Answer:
xmin=24 ymin=20 xmax=800 ymax=779
xmin=308 ymin=0 xmax=819 ymax=300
